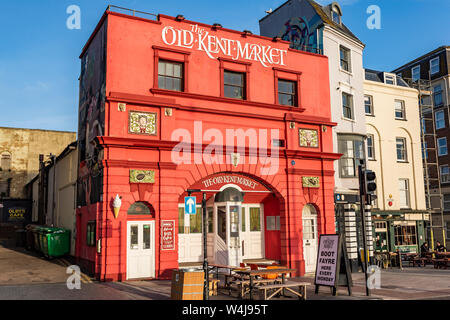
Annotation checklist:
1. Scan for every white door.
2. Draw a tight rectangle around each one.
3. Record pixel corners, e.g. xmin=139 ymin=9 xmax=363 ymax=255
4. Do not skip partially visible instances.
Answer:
xmin=214 ymin=202 xmax=243 ymax=267
xmin=241 ymin=205 xmax=264 ymax=260
xmin=178 ymin=205 xmax=203 ymax=263
xmin=127 ymin=221 xmax=155 ymax=279
xmin=302 ymin=205 xmax=318 ymax=273
xmin=228 ymin=203 xmax=242 ymax=267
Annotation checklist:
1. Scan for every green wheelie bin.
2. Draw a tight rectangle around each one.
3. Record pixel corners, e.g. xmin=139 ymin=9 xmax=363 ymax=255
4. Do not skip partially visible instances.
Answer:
xmin=46 ymin=229 xmax=70 ymax=258
xmin=39 ymin=227 xmax=59 ymax=256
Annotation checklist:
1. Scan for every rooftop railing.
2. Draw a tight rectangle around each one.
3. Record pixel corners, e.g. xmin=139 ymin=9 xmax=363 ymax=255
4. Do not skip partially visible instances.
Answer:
xmin=106 ymin=5 xmax=158 ymax=20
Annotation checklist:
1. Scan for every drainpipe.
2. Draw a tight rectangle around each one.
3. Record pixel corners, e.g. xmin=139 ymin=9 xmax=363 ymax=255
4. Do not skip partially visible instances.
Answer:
xmin=51 ymin=154 xmax=57 ymax=227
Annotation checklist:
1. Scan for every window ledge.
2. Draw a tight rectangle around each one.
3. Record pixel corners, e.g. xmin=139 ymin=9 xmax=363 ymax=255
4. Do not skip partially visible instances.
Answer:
xmin=339 ymin=68 xmax=353 ymax=76
xmin=341 ymin=116 xmax=356 ymax=123
xmin=395 ymin=118 xmax=407 ymax=121
xmin=365 ymin=114 xmax=375 ymax=117
xmin=397 ymin=161 xmax=409 ymax=164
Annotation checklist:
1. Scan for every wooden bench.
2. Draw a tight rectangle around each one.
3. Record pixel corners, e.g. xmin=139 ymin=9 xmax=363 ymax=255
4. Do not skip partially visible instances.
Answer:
xmin=257 ymin=282 xmax=309 ymax=301
xmin=411 ymin=257 xmax=427 ymax=267
xmin=432 ymin=258 xmax=448 ymax=269
xmin=233 ymin=279 xmax=280 ymax=298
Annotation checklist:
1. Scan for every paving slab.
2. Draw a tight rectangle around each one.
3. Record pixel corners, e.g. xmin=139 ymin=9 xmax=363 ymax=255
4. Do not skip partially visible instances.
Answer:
xmin=0 ymin=245 xmax=75 ymax=285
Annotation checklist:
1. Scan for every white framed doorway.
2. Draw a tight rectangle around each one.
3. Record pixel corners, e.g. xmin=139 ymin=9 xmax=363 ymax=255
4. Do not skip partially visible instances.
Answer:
xmin=126 ymin=221 xmax=155 ymax=280
xmin=302 ymin=204 xmax=318 ymax=273
xmin=240 ymin=204 xmax=264 ymax=261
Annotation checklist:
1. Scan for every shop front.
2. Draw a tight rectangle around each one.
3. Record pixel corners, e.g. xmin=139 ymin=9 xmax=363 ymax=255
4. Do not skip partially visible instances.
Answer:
xmin=75 ymin=8 xmax=339 ymax=281
xmin=177 ymin=173 xmax=280 ymax=266
xmin=372 ymin=211 xmax=429 ymax=254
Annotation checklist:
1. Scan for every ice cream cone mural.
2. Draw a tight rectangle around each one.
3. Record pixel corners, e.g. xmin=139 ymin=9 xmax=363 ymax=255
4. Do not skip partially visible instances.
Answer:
xmin=113 ymin=194 xmax=122 ymax=219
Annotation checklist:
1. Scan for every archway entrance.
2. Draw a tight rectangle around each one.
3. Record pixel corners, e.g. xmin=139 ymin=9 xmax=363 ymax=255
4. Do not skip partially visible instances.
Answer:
xmin=178 ymin=173 xmax=276 ymax=267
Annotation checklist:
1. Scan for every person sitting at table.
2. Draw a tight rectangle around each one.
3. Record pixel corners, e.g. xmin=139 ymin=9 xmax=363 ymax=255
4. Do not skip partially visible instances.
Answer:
xmin=435 ymin=241 xmax=446 ymax=252
xmin=420 ymin=242 xmax=430 ymax=257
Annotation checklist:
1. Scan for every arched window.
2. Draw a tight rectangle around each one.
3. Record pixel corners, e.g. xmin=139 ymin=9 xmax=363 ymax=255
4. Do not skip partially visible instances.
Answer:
xmin=128 ymin=202 xmax=155 ymax=217
xmin=302 ymin=204 xmax=318 ymax=217
xmin=1 ymin=152 xmax=11 ymax=171
xmin=330 ymin=3 xmax=342 ymax=24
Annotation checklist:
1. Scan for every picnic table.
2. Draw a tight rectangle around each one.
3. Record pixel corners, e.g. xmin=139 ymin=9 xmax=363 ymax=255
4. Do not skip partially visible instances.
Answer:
xmin=234 ymin=268 xmax=302 ymax=300
xmin=433 ymin=252 xmax=450 ymax=269
xmin=208 ymin=263 xmax=250 ymax=293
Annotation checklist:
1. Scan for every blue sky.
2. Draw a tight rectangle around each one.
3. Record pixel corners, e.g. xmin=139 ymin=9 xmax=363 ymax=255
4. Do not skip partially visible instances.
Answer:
xmin=0 ymin=0 xmax=449 ymax=132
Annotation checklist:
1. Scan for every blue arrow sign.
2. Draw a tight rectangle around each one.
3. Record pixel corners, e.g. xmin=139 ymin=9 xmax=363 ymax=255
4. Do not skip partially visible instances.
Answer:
xmin=184 ymin=196 xmax=197 ymax=215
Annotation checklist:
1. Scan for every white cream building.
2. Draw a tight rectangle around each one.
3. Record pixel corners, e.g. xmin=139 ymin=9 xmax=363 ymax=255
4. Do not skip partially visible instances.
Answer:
xmin=364 ymin=69 xmax=429 ymax=253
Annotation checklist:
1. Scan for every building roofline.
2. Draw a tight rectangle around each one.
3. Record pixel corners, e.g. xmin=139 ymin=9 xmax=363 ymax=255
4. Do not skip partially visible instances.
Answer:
xmin=392 ymin=46 xmax=450 ymax=73
xmin=55 ymin=141 xmax=78 ymax=163
xmin=259 ymin=0 xmax=291 ymax=23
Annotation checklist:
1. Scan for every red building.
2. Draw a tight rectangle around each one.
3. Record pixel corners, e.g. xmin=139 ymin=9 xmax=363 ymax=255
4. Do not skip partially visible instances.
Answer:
xmin=75 ymin=7 xmax=340 ymax=281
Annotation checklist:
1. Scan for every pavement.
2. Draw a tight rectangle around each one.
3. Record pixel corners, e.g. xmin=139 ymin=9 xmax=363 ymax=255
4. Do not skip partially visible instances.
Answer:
xmin=0 ymin=244 xmax=449 ymax=300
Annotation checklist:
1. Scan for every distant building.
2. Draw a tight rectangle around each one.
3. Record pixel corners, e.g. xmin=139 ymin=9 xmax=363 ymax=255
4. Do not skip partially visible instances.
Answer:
xmin=0 ymin=127 xmax=76 ymax=199
xmin=27 ymin=142 xmax=78 ymax=254
xmin=364 ymin=69 xmax=429 ymax=254
xmin=393 ymin=46 xmax=450 ymax=245
xmin=260 ymin=0 xmax=368 ymax=271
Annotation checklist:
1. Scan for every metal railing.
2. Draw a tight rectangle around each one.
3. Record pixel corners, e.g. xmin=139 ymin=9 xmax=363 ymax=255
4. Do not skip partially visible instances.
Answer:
xmin=291 ymin=44 xmax=323 ymax=55
xmin=106 ymin=5 xmax=158 ymax=20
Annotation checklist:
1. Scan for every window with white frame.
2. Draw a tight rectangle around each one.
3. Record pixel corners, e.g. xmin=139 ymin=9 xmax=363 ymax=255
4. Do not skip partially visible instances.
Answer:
xmin=434 ymin=85 xmax=443 ymax=106
xmin=399 ymin=179 xmax=410 ymax=208
xmin=332 ymin=7 xmax=341 ymax=24
xmin=412 ymin=65 xmax=420 ymax=82
xmin=396 ymin=138 xmax=407 ymax=162
xmin=339 ymin=46 xmax=351 ymax=72
xmin=435 ymin=110 xmax=445 ymax=129
xmin=364 ymin=95 xmax=374 ymax=115
xmin=338 ymin=135 xmax=365 ymax=178
xmin=395 ymin=100 xmax=406 ymax=119
xmin=438 ymin=137 xmax=448 ymax=156
xmin=430 ymin=57 xmax=440 ymax=75
xmin=440 ymin=165 xmax=450 ymax=183
xmin=384 ymin=73 xmax=396 ymax=85
xmin=367 ymin=134 xmax=375 ymax=160
xmin=342 ymin=92 xmax=354 ymax=119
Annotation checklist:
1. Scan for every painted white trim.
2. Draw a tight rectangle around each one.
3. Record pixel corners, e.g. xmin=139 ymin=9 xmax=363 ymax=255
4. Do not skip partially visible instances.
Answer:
xmin=219 ymin=184 xmax=243 ymax=192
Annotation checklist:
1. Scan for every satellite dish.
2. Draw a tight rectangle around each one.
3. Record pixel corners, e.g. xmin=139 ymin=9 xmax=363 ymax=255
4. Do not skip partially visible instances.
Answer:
xmin=266 ymin=8 xmax=273 ymax=14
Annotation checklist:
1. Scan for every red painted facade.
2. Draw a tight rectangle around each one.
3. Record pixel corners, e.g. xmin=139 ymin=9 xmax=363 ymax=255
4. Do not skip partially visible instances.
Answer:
xmin=75 ymin=10 xmax=340 ymax=281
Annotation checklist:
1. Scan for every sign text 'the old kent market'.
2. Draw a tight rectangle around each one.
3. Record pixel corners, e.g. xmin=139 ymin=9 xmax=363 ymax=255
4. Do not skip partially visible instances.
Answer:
xmin=162 ymin=24 xmax=288 ymax=68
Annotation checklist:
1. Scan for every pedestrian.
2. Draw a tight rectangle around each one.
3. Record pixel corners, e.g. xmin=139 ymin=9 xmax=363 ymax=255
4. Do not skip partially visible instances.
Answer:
xmin=435 ymin=241 xmax=446 ymax=252
xmin=420 ymin=242 xmax=430 ymax=257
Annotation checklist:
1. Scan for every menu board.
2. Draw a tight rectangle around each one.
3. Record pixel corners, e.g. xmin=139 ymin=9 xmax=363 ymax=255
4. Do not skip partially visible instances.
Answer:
xmin=315 ymin=234 xmax=339 ymax=287
xmin=161 ymin=220 xmax=175 ymax=251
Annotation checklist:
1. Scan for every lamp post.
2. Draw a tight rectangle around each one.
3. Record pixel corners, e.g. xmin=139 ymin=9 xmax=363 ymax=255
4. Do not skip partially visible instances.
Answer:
xmin=358 ymin=161 xmax=370 ymax=297
xmin=187 ymin=189 xmax=209 ymax=300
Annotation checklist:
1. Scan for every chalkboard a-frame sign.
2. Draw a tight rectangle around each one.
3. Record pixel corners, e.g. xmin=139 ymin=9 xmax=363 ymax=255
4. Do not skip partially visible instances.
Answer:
xmin=314 ymin=234 xmax=353 ymax=296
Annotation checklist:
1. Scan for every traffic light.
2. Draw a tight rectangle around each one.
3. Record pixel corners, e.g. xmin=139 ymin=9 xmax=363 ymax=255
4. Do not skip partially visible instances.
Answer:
xmin=365 ymin=170 xmax=377 ymax=195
